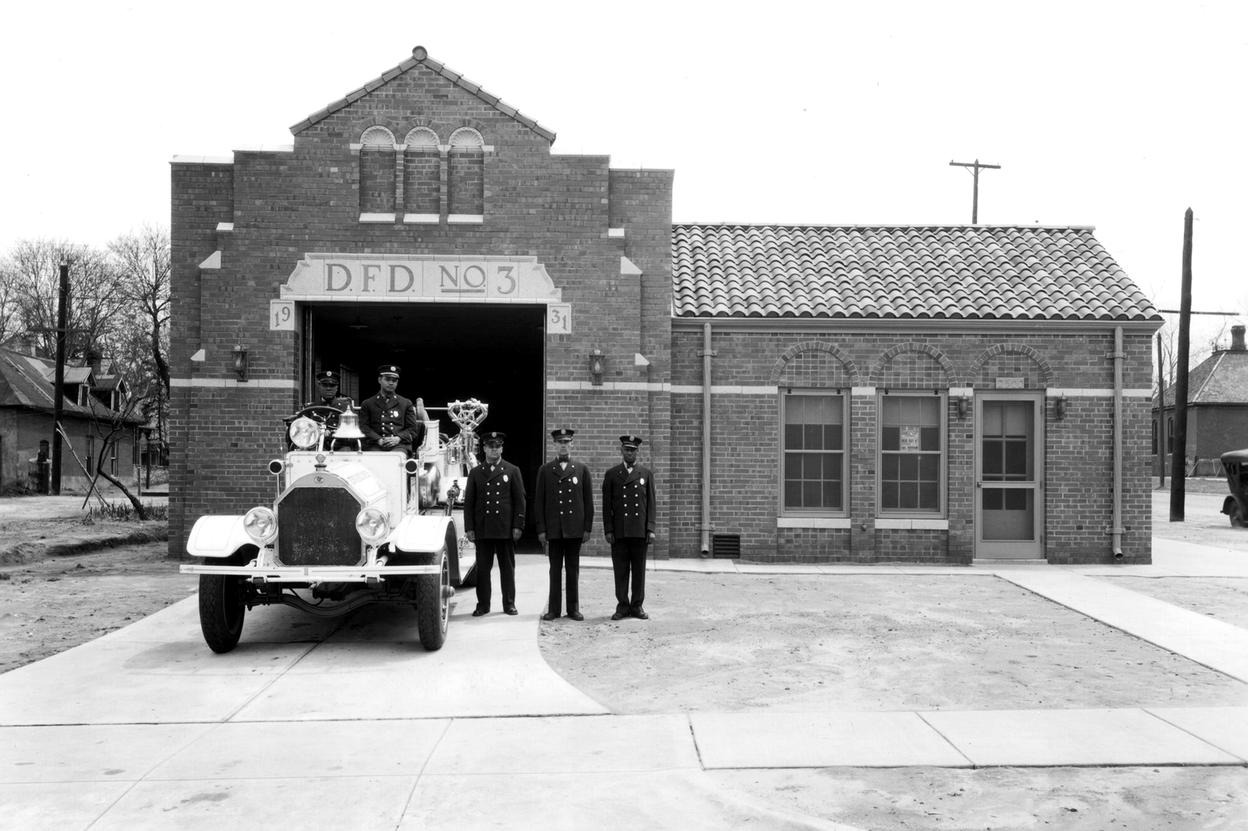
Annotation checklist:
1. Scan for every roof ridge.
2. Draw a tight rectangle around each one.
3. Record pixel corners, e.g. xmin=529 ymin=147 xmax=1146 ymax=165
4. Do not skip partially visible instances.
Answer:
xmin=1191 ymin=350 xmax=1225 ymax=402
xmin=673 ymin=223 xmax=1096 ymax=232
xmin=290 ymin=46 xmax=556 ymax=143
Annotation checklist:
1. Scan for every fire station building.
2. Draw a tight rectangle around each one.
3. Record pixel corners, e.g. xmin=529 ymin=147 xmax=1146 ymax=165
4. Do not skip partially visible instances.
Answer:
xmin=171 ymin=47 xmax=1162 ymax=565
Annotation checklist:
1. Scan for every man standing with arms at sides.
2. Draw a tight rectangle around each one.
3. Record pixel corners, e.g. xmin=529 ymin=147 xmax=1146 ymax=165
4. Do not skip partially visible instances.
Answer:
xmin=535 ymin=428 xmax=593 ymax=621
xmin=602 ymin=434 xmax=657 ymax=620
xmin=359 ymin=364 xmax=425 ymax=456
xmin=464 ymin=431 xmax=526 ymax=616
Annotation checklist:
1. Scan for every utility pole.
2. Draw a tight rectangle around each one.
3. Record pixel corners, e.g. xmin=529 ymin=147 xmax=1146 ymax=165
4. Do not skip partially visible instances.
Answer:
xmin=1156 ymin=332 xmax=1165 ymax=487
xmin=949 ymin=159 xmax=1001 ymax=224
xmin=1169 ymin=208 xmax=1193 ymax=522
xmin=51 ymin=262 xmax=70 ymax=495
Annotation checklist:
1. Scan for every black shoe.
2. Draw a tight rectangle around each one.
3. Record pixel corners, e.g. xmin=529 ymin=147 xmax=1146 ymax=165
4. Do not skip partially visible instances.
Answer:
xmin=541 ymin=612 xmax=559 ymax=621
xmin=568 ymin=610 xmax=584 ymax=621
xmin=504 ymin=605 xmax=518 ymax=615
xmin=611 ymin=611 xmax=626 ymax=621
xmin=472 ymin=606 xmax=489 ymax=617
xmin=631 ymin=607 xmax=649 ymax=620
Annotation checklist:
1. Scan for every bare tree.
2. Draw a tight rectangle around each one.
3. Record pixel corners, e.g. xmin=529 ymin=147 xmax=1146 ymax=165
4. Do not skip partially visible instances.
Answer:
xmin=108 ymin=226 xmax=170 ymax=393
xmin=3 ymin=239 xmax=127 ymax=359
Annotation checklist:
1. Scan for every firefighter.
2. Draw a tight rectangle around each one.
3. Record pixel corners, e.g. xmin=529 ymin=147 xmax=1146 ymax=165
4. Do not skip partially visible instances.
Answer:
xmin=464 ymin=431 xmax=526 ymax=616
xmin=535 ymin=428 xmax=594 ymax=621
xmin=358 ymin=364 xmax=425 ymax=456
xmin=602 ymin=434 xmax=657 ymax=620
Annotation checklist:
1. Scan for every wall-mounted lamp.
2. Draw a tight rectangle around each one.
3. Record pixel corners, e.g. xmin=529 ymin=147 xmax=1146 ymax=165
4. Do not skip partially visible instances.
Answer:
xmin=1055 ymin=395 xmax=1067 ymax=421
xmin=231 ymin=344 xmax=249 ymax=382
xmin=588 ymin=348 xmax=604 ymax=386
xmin=956 ymin=395 xmax=970 ymax=419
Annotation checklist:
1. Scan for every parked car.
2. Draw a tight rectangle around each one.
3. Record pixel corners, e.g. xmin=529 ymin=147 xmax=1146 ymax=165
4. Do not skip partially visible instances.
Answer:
xmin=1220 ymin=447 xmax=1248 ymax=528
xmin=181 ymin=399 xmax=489 ymax=652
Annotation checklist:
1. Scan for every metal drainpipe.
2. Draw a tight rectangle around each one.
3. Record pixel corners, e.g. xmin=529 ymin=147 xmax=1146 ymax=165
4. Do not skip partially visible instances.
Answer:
xmin=700 ymin=323 xmax=714 ymax=556
xmin=1112 ymin=326 xmax=1124 ymax=559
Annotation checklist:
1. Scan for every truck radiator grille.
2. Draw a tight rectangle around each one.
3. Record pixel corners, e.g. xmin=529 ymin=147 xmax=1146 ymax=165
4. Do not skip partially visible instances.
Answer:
xmin=277 ymin=486 xmax=363 ymax=566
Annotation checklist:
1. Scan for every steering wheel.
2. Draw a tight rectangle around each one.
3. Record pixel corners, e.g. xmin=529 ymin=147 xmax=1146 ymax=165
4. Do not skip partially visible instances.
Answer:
xmin=292 ymin=405 xmax=345 ymax=425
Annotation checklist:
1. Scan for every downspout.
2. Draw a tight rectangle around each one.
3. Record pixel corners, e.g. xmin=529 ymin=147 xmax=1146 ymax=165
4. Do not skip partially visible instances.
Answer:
xmin=700 ymin=322 xmax=714 ymax=556
xmin=1112 ymin=326 xmax=1124 ymax=559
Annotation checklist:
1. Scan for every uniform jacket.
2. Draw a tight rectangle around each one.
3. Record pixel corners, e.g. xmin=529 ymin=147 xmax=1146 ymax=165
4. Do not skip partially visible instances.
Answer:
xmin=359 ymin=392 xmax=421 ymax=450
xmin=602 ymin=462 xmax=656 ymax=539
xmin=464 ymin=459 xmax=527 ymax=539
xmin=316 ymin=393 xmax=355 ymax=411
xmin=534 ymin=458 xmax=594 ymax=539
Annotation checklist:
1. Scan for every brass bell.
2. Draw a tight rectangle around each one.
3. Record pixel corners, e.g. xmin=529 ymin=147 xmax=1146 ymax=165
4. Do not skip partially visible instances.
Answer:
xmin=334 ymin=408 xmax=366 ymax=441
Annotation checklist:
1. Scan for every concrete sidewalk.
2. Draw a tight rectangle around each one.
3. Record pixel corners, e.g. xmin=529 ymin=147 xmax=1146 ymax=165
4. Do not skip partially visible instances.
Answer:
xmin=2 ymin=539 xmax=1247 ymax=829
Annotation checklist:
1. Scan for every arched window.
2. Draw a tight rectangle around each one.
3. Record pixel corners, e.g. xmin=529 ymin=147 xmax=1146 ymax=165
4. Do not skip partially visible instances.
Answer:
xmin=403 ymin=127 xmax=440 ymax=218
xmin=447 ymin=127 xmax=484 ymax=217
xmin=359 ymin=126 xmax=396 ymax=217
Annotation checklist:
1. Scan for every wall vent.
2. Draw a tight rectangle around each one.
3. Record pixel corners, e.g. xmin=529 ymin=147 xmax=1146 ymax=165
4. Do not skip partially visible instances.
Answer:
xmin=712 ymin=534 xmax=741 ymax=559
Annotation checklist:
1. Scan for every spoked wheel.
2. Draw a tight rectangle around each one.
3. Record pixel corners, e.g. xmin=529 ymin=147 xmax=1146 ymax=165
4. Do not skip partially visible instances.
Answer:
xmin=199 ymin=574 xmax=247 ymax=653
xmin=416 ymin=550 xmax=451 ymax=651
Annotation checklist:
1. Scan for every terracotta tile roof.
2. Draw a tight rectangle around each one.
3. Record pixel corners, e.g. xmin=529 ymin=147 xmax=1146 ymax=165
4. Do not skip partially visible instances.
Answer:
xmin=291 ymin=46 xmax=556 ymax=143
xmin=672 ymin=225 xmax=1161 ymax=321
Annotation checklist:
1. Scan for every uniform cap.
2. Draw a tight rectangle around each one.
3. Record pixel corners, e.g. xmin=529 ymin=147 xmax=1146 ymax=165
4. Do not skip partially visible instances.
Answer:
xmin=619 ymin=434 xmax=643 ymax=448
xmin=482 ymin=431 xmax=506 ymax=445
xmin=315 ymin=370 xmax=339 ymax=383
xmin=377 ymin=364 xmax=401 ymax=378
xmin=551 ymin=428 xmax=576 ymax=441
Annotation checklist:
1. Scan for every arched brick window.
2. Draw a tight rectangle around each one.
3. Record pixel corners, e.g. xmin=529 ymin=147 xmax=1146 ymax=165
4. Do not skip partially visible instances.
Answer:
xmin=447 ymin=127 xmax=484 ymax=217
xmin=403 ymin=127 xmax=440 ymax=217
xmin=359 ymin=126 xmax=396 ymax=215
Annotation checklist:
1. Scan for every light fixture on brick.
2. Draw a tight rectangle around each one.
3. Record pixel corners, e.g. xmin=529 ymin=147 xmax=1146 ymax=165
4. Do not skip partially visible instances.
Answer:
xmin=588 ymin=348 xmax=604 ymax=386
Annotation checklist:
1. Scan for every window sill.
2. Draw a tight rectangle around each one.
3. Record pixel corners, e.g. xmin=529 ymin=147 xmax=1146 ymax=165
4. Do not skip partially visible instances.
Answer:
xmin=875 ymin=517 xmax=949 ymax=530
xmin=777 ymin=517 xmax=851 ymax=529
xmin=359 ymin=213 xmax=396 ymax=223
xmin=403 ymin=213 xmax=440 ymax=224
xmin=447 ymin=214 xmax=484 ymax=224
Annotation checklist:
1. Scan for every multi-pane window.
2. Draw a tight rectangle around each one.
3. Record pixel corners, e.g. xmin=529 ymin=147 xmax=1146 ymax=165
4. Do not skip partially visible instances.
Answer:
xmin=782 ymin=393 xmax=845 ymax=512
xmin=879 ymin=393 xmax=943 ymax=513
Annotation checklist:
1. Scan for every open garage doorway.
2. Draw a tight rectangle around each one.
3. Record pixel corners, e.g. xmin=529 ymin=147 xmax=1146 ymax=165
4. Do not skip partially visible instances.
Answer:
xmin=303 ymin=302 xmax=546 ymax=536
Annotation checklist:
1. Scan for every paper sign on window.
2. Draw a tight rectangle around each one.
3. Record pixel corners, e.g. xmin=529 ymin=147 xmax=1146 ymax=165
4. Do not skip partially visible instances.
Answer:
xmin=900 ymin=425 xmax=922 ymax=451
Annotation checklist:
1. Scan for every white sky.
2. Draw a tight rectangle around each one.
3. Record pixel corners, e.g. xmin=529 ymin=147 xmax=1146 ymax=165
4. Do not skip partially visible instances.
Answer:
xmin=3 ymin=0 xmax=1245 ymax=347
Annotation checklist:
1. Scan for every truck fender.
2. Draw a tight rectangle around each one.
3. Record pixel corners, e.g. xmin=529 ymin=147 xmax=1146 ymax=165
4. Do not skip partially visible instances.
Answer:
xmin=1224 ymin=496 xmax=1239 ymax=516
xmin=391 ymin=514 xmax=456 ymax=555
xmin=187 ymin=515 xmax=252 ymax=558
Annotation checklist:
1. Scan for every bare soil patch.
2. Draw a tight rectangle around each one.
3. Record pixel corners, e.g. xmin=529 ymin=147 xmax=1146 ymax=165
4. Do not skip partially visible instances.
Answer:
xmin=539 ymin=572 xmax=1247 ymax=713
xmin=0 ymin=541 xmax=193 ymax=674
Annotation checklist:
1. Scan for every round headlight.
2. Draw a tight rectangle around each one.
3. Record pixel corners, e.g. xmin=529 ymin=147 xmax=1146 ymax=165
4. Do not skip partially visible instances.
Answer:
xmin=288 ymin=416 xmax=321 ymax=450
xmin=355 ymin=507 xmax=390 ymax=545
xmin=243 ymin=506 xmax=278 ymax=544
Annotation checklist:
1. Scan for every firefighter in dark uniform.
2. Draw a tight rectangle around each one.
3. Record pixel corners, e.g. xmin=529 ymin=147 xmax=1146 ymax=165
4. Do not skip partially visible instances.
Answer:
xmin=359 ymin=364 xmax=425 ymax=456
xmin=602 ymin=434 xmax=657 ymax=620
xmin=309 ymin=369 xmax=354 ymax=424
xmin=464 ymin=431 xmax=526 ymax=616
xmin=535 ymin=428 xmax=593 ymax=621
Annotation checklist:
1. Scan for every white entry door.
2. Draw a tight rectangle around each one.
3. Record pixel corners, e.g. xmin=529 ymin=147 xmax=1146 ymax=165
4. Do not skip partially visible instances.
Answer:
xmin=975 ymin=394 xmax=1044 ymax=559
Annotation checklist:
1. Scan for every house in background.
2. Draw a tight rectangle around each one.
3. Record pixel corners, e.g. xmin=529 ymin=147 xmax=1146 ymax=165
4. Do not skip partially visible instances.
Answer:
xmin=1153 ymin=323 xmax=1248 ymax=476
xmin=0 ymin=340 xmax=143 ymax=493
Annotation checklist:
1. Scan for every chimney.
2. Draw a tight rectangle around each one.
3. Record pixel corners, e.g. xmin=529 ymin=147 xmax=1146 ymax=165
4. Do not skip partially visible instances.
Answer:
xmin=1233 ymin=325 xmax=1246 ymax=352
xmin=86 ymin=348 xmax=103 ymax=374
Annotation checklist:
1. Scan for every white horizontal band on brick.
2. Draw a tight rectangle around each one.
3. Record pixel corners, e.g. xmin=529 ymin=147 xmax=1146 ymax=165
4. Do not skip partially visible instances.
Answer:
xmin=669 ymin=385 xmax=777 ymax=395
xmin=777 ymin=517 xmax=852 ymax=529
xmin=215 ymin=222 xmax=234 ymax=232
xmin=403 ymin=214 xmax=440 ymax=224
xmin=875 ymin=518 xmax=950 ymax=530
xmin=1050 ymin=388 xmax=1154 ymax=397
xmin=548 ymin=381 xmax=668 ymax=392
xmin=852 ymin=387 xmax=876 ymax=395
xmin=171 ymin=378 xmax=298 ymax=389
xmin=359 ymin=213 xmax=396 ymax=223
xmin=949 ymin=387 xmax=973 ymax=396
xmin=447 ymin=214 xmax=484 ymax=224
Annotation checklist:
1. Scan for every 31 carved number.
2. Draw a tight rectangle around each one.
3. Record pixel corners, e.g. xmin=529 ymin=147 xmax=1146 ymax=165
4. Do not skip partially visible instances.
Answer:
xmin=548 ymin=304 xmax=572 ymax=334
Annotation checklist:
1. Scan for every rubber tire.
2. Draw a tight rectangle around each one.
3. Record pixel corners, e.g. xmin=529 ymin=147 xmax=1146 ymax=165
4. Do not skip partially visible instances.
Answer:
xmin=199 ymin=574 xmax=247 ymax=653
xmin=416 ymin=550 xmax=450 ymax=651
xmin=1231 ymin=502 xmax=1246 ymax=528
